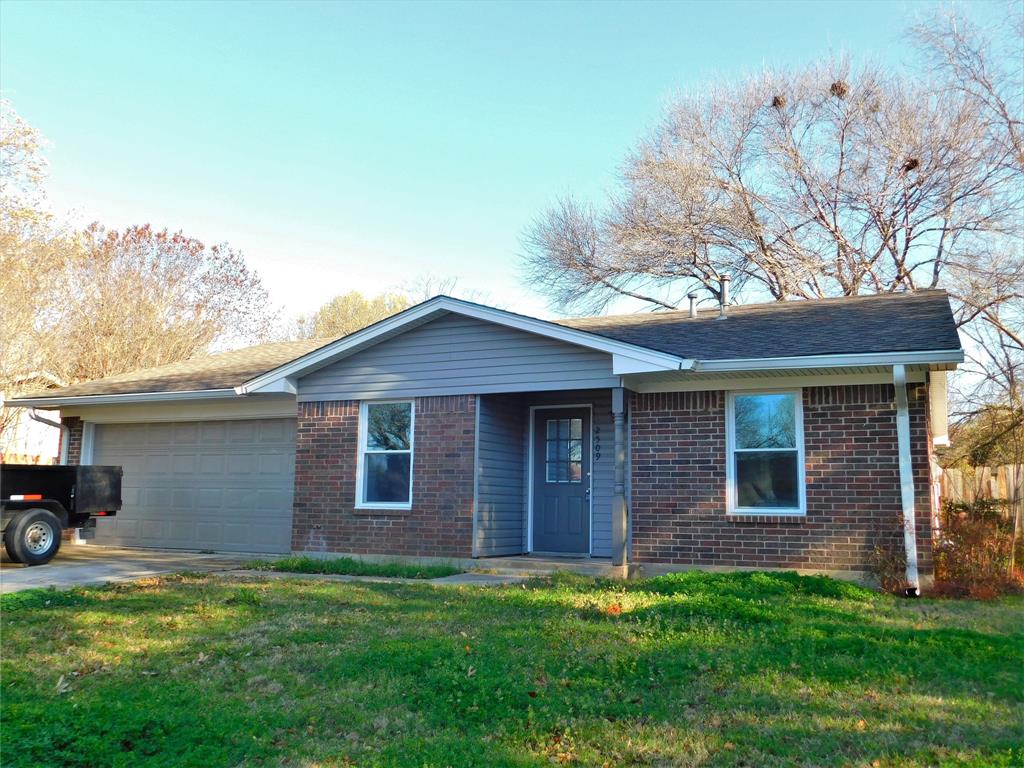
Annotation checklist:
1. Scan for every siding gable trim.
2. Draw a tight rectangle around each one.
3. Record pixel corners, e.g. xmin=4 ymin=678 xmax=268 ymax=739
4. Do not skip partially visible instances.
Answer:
xmin=238 ymin=297 xmax=692 ymax=395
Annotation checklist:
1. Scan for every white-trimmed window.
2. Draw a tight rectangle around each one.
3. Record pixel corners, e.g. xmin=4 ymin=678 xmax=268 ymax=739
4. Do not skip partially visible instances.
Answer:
xmin=357 ymin=400 xmax=414 ymax=508
xmin=726 ymin=390 xmax=805 ymax=515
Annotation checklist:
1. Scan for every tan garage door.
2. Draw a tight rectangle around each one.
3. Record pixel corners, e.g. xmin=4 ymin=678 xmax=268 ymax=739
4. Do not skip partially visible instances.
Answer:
xmin=92 ymin=419 xmax=296 ymax=553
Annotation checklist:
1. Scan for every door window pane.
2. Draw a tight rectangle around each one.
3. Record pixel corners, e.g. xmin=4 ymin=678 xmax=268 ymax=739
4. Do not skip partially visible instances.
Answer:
xmin=735 ymin=451 xmax=798 ymax=508
xmin=544 ymin=417 xmax=583 ymax=484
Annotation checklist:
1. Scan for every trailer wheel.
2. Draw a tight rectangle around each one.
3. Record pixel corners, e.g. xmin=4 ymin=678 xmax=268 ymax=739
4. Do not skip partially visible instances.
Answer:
xmin=3 ymin=508 xmax=62 ymax=565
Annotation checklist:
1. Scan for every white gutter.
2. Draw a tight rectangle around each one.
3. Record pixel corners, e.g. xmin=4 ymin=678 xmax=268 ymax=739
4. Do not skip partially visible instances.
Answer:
xmin=7 ymin=388 xmax=239 ymax=409
xmin=29 ymin=408 xmax=70 ymax=464
xmin=893 ymin=364 xmax=921 ymax=596
xmin=694 ymin=349 xmax=964 ymax=372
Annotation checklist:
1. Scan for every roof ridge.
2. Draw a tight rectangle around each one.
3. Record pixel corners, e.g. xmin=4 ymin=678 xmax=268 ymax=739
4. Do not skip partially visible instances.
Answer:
xmin=558 ymin=289 xmax=949 ymax=324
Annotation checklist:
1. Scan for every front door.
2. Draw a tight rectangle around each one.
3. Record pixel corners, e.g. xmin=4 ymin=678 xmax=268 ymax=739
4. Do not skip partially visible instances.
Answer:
xmin=532 ymin=407 xmax=591 ymax=554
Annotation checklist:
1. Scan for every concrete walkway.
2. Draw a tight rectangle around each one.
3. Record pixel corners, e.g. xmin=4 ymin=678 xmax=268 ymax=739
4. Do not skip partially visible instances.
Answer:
xmin=0 ymin=546 xmax=254 ymax=594
xmin=0 ymin=546 xmax=526 ymax=594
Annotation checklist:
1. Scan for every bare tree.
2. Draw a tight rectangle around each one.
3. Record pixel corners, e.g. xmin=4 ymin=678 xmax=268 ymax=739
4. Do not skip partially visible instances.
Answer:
xmin=0 ymin=101 xmax=76 ymax=438
xmin=523 ymin=12 xmax=1023 ymax=323
xmin=909 ymin=3 xmax=1023 ymax=176
xmin=401 ymin=273 xmax=498 ymax=307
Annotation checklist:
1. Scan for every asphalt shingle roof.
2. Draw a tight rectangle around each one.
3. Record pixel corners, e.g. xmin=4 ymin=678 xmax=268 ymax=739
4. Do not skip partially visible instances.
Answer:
xmin=21 ymin=338 xmax=337 ymax=398
xmin=17 ymin=290 xmax=959 ymax=400
xmin=557 ymin=290 xmax=960 ymax=361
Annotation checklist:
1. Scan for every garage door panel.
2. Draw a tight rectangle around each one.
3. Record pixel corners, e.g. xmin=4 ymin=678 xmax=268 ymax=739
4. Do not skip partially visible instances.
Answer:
xmin=200 ymin=423 xmax=227 ymax=443
xmin=93 ymin=418 xmax=296 ymax=553
xmin=228 ymin=421 xmax=258 ymax=442
xmin=142 ymin=453 xmax=170 ymax=475
xmin=259 ymin=420 xmax=293 ymax=441
xmin=147 ymin=424 xmax=174 ymax=445
xmin=170 ymin=454 xmax=195 ymax=474
xmin=172 ymin=423 xmax=199 ymax=443
xmin=258 ymin=453 xmax=289 ymax=474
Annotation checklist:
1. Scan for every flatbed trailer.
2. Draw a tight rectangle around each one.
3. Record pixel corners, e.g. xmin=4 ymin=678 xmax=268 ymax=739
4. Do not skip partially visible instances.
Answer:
xmin=1 ymin=464 xmax=122 ymax=565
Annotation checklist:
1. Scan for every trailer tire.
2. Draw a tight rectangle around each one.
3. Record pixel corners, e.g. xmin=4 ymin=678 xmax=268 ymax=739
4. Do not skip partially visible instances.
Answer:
xmin=4 ymin=508 xmax=62 ymax=565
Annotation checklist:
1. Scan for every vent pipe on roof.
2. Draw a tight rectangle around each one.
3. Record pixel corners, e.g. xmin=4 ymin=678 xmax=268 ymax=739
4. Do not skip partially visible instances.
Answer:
xmin=687 ymin=293 xmax=698 ymax=318
xmin=718 ymin=275 xmax=731 ymax=319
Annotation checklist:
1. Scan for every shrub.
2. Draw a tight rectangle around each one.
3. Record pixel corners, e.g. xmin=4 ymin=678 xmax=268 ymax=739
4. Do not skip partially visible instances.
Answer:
xmin=933 ymin=499 xmax=1022 ymax=598
xmin=868 ymin=519 xmax=911 ymax=594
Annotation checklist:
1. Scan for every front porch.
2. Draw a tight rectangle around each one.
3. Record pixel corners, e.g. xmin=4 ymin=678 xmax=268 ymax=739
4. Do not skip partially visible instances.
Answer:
xmin=472 ymin=388 xmax=629 ymax=564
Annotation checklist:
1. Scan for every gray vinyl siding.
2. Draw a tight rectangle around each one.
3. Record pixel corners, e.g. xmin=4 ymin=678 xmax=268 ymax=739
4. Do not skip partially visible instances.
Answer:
xmin=474 ymin=389 xmax=614 ymax=559
xmin=297 ymin=313 xmax=619 ymax=402
xmin=475 ymin=394 xmax=527 ymax=556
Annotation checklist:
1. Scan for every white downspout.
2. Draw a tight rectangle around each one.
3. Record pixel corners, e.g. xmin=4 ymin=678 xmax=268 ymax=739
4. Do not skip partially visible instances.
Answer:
xmin=893 ymin=365 xmax=920 ymax=596
xmin=29 ymin=408 xmax=69 ymax=465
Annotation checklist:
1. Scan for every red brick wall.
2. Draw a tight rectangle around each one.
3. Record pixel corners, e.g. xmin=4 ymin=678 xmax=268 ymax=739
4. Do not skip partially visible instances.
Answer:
xmin=630 ymin=384 xmax=933 ymax=576
xmin=57 ymin=417 xmax=84 ymax=539
xmin=60 ymin=417 xmax=83 ymax=465
xmin=292 ymin=395 xmax=476 ymax=558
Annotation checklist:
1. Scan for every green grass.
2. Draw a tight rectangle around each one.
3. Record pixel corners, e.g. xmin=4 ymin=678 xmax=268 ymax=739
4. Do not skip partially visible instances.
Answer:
xmin=2 ymin=571 xmax=1022 ymax=767
xmin=245 ymin=554 xmax=462 ymax=579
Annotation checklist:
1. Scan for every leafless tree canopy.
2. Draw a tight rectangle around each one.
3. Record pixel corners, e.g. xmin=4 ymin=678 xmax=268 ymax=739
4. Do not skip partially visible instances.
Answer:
xmin=523 ymin=11 xmax=1023 ymax=331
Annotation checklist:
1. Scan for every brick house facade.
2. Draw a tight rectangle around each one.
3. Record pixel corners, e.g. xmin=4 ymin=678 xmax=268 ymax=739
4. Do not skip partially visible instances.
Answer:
xmin=629 ymin=384 xmax=933 ymax=576
xmin=286 ymin=382 xmax=935 ymax=577
xmin=29 ymin=293 xmax=958 ymax=583
xmin=292 ymin=395 xmax=477 ymax=558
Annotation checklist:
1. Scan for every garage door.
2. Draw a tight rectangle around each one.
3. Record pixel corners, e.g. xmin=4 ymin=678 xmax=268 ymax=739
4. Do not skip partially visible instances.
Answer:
xmin=92 ymin=419 xmax=296 ymax=553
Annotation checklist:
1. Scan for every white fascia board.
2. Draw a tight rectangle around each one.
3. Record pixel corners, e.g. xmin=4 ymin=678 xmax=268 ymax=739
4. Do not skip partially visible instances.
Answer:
xmin=239 ymin=296 xmax=692 ymax=394
xmin=236 ymin=376 xmax=295 ymax=396
xmin=6 ymin=388 xmax=239 ymax=409
xmin=612 ymin=353 xmax=682 ymax=375
xmin=694 ymin=349 xmax=964 ymax=373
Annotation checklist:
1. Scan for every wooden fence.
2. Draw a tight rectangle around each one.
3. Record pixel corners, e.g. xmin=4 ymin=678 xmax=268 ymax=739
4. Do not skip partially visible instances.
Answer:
xmin=940 ymin=464 xmax=1023 ymax=520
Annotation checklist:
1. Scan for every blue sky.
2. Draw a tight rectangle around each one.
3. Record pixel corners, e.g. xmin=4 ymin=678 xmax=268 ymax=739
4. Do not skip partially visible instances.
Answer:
xmin=0 ymin=0 xmax=998 ymax=320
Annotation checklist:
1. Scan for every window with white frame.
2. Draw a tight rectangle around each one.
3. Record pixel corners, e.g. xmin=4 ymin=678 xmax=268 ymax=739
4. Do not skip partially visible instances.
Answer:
xmin=727 ymin=391 xmax=804 ymax=514
xmin=358 ymin=401 xmax=414 ymax=507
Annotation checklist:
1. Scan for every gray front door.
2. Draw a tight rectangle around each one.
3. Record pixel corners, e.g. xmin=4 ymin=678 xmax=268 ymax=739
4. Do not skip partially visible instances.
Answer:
xmin=91 ymin=418 xmax=296 ymax=553
xmin=532 ymin=407 xmax=590 ymax=554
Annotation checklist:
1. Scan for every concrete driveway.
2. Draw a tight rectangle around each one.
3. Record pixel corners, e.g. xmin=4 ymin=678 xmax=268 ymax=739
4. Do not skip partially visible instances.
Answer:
xmin=0 ymin=545 xmax=256 ymax=594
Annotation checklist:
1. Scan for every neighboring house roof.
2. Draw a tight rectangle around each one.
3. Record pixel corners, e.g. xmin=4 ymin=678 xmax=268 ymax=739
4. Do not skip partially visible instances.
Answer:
xmin=10 ymin=290 xmax=962 ymax=406
xmin=557 ymin=290 xmax=961 ymax=361
xmin=14 ymin=338 xmax=336 ymax=400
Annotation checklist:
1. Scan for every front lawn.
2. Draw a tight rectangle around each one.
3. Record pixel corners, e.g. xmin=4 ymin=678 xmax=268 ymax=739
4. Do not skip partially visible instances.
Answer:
xmin=2 ymin=571 xmax=1021 ymax=767
xmin=246 ymin=554 xmax=462 ymax=580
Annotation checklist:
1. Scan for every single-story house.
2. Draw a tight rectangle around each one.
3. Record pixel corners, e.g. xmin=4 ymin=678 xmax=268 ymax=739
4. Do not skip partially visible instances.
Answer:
xmin=10 ymin=290 xmax=962 ymax=588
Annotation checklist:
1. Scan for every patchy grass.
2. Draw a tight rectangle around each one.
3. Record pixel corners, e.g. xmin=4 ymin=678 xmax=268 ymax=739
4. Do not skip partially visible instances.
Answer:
xmin=2 ymin=570 xmax=1022 ymax=767
xmin=245 ymin=554 xmax=461 ymax=580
